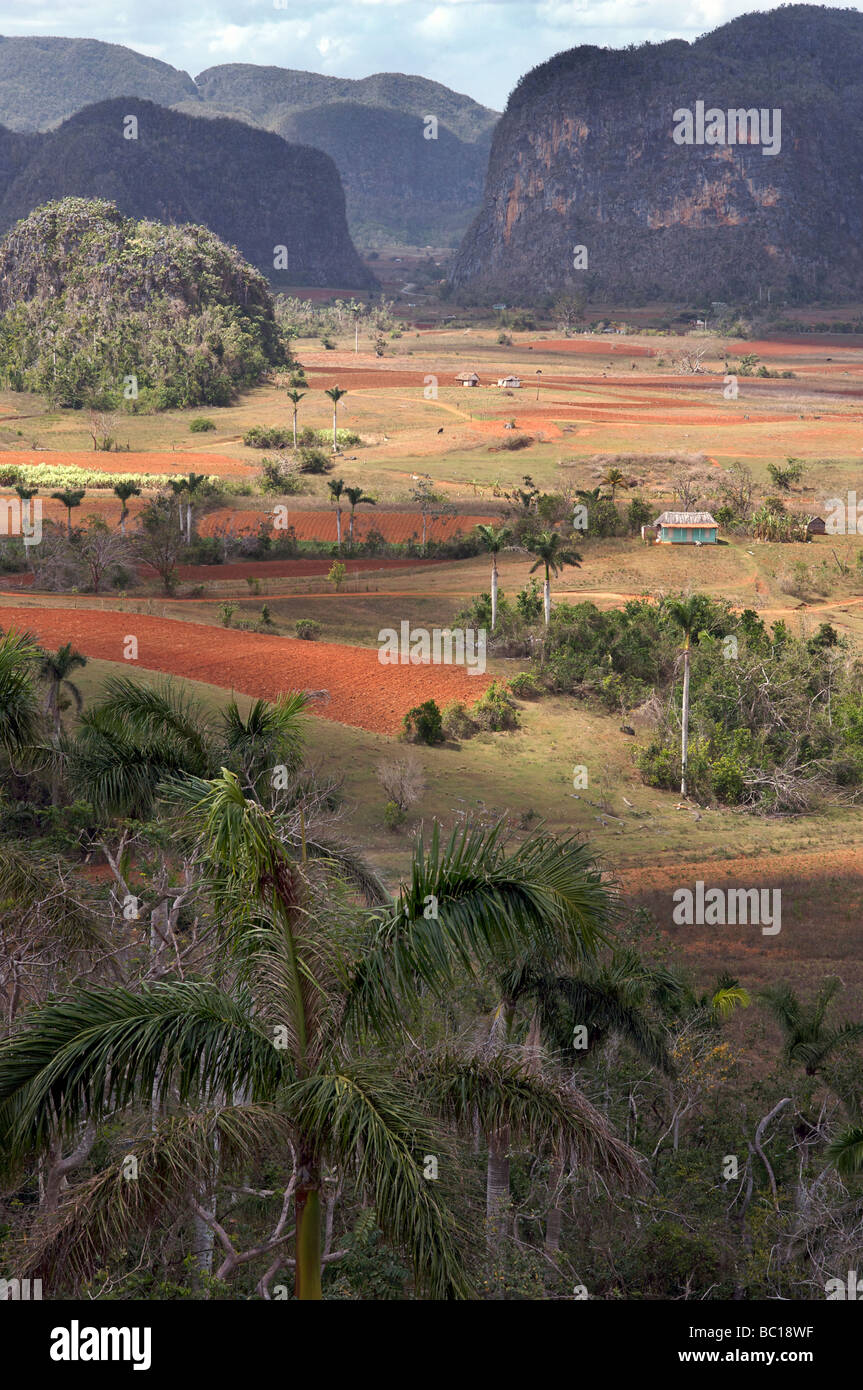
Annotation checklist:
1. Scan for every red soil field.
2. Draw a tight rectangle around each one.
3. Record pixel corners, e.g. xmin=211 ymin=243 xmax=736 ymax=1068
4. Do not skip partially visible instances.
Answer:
xmin=0 ymin=607 xmax=492 ymax=734
xmin=3 ymin=450 xmax=255 ymax=477
xmin=0 ymin=556 xmax=449 ymax=590
xmin=199 ymin=510 xmax=495 ymax=543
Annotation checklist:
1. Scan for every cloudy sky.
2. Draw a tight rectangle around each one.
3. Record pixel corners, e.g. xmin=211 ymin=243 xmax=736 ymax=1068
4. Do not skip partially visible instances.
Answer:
xmin=0 ymin=1 xmax=854 ymax=109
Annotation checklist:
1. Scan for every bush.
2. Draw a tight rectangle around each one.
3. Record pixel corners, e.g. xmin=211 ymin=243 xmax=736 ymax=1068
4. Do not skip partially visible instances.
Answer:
xmin=508 ymin=671 xmax=540 ymax=698
xmin=441 ymin=701 xmax=478 ymax=740
xmin=383 ymin=800 xmax=405 ymax=830
xmin=258 ymin=456 xmax=304 ymax=495
xmin=189 ymin=417 xmax=216 ymax=433
xmin=295 ymin=619 xmax=321 ymax=641
xmin=472 ymin=680 xmax=520 ymax=732
xmin=219 ymin=602 xmax=238 ymax=628
xmin=244 ymin=425 xmax=293 ymax=450
xmin=298 ymin=447 xmax=333 ymax=475
xmin=376 ymin=756 xmax=425 ymax=812
xmin=402 ymin=699 xmax=445 ymax=745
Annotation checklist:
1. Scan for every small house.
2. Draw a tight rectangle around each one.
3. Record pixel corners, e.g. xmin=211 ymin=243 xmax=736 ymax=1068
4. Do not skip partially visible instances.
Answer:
xmin=497 ymin=375 xmax=521 ymax=389
xmin=653 ymin=511 xmax=718 ymax=545
xmin=806 ymin=516 xmax=826 ymax=536
xmin=455 ymin=371 xmax=480 ymax=387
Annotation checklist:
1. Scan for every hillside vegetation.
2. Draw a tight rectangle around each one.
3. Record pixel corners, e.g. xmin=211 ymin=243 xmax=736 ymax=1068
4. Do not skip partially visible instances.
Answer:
xmin=0 ymin=198 xmax=289 ymax=408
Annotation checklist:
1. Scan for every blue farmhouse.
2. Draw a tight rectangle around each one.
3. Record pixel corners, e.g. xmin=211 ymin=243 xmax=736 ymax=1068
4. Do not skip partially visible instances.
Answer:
xmin=653 ymin=510 xmax=718 ymax=544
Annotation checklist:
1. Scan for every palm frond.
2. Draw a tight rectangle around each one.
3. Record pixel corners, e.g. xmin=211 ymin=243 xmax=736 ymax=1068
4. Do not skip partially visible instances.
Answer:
xmin=348 ymin=821 xmax=615 ymax=1033
xmin=414 ymin=1050 xmax=645 ymax=1191
xmin=0 ymin=982 xmax=286 ymax=1159
xmin=13 ymin=1105 xmax=293 ymax=1283
xmin=287 ymin=1063 xmax=471 ymax=1299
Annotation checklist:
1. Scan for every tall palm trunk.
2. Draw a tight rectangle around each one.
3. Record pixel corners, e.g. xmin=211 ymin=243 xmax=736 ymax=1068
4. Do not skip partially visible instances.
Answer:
xmin=332 ymin=409 xmax=338 ymax=452
xmin=545 ymin=1154 xmax=564 ymax=1253
xmin=335 ymin=507 xmax=342 ymax=550
xmin=543 ymin=566 xmax=551 ymax=626
xmin=49 ymin=684 xmax=61 ymax=806
xmin=292 ymin=409 xmax=298 ymax=449
xmin=486 ymin=1128 xmax=511 ymax=1243
xmin=295 ymin=1153 xmax=323 ymax=1300
xmin=491 ymin=554 xmax=499 ymax=631
xmin=680 ymin=641 xmax=691 ymax=796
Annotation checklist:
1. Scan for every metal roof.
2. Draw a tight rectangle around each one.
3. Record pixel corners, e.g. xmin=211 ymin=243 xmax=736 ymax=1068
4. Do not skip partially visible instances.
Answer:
xmin=654 ymin=511 xmax=717 ymax=526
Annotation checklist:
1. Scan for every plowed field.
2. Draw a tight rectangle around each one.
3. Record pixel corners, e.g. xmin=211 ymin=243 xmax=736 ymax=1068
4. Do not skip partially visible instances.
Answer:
xmin=0 ymin=606 xmax=492 ymax=734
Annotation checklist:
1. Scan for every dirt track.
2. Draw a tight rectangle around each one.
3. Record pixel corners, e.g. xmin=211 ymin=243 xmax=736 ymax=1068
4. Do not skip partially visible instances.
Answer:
xmin=0 ymin=606 xmax=492 ymax=734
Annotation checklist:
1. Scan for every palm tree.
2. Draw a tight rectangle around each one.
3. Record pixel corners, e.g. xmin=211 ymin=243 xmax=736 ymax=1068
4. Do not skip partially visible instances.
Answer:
xmin=325 ymin=386 xmax=347 ymax=452
xmin=38 ymin=644 xmax=86 ymax=741
xmin=476 ymin=524 xmax=512 ymax=632
xmin=601 ymin=467 xmax=628 ymax=500
xmin=0 ymin=628 xmax=42 ymax=759
xmin=576 ymin=486 xmax=604 ymax=505
xmin=343 ymin=486 xmax=375 ymax=546
xmin=220 ymin=693 xmax=308 ymax=797
xmin=37 ymin=643 xmax=87 ymax=805
xmin=184 ymin=473 xmax=208 ymax=543
xmin=113 ymin=482 xmax=141 ymax=537
xmin=663 ymin=594 xmax=707 ymax=797
xmin=526 ymin=531 xmax=582 ymax=626
xmin=327 ymin=478 xmax=346 ymax=550
xmin=287 ymin=389 xmax=305 ymax=449
xmin=758 ymin=979 xmax=863 ymax=1078
xmin=0 ymin=799 xmax=641 ymax=1299
xmin=14 ymin=483 xmax=38 ymax=504
xmin=168 ymin=480 xmax=188 ymax=537
xmin=51 ymin=489 xmax=85 ymax=537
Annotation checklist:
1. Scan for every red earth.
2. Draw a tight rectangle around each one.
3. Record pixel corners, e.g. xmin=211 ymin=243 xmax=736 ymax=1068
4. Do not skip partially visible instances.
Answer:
xmin=199 ymin=509 xmax=495 ymax=543
xmin=0 ymin=606 xmax=492 ymax=734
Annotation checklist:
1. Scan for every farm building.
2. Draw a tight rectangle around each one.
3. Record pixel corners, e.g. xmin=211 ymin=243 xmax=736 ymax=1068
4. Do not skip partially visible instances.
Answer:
xmin=653 ymin=511 xmax=718 ymax=544
xmin=497 ymin=375 xmax=521 ymax=388
xmin=455 ymin=371 xmax=480 ymax=387
xmin=806 ymin=516 xmax=826 ymax=535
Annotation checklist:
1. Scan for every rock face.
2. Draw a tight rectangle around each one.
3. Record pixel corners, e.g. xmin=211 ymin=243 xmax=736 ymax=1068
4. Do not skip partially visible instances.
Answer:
xmin=189 ymin=66 xmax=498 ymax=248
xmin=0 ymin=99 xmax=375 ymax=289
xmin=450 ymin=5 xmax=863 ymax=302
xmin=0 ymin=37 xmax=499 ymax=247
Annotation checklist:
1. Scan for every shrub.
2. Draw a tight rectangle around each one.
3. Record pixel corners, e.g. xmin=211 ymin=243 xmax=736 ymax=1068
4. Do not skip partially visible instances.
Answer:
xmin=441 ymin=701 xmax=478 ymax=740
xmin=295 ymin=619 xmax=321 ymax=640
xmin=402 ymin=699 xmax=445 ymax=745
xmin=327 ymin=560 xmax=347 ymax=591
xmin=376 ymin=756 xmax=425 ymax=812
xmin=472 ymin=680 xmax=520 ymax=732
xmin=383 ymin=800 xmax=405 ymax=831
xmin=499 ymin=434 xmax=533 ymax=451
xmin=508 ymin=671 xmax=540 ymax=698
xmin=244 ymin=425 xmax=293 ymax=449
xmin=298 ymin=447 xmax=333 ymax=475
xmin=190 ymin=417 xmax=216 ymax=433
xmin=258 ymin=456 xmax=304 ymax=495
xmin=219 ymin=602 xmax=238 ymax=628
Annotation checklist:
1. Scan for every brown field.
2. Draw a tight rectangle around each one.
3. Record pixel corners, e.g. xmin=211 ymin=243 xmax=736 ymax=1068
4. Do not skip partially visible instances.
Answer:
xmin=0 ymin=605 xmax=492 ymax=734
